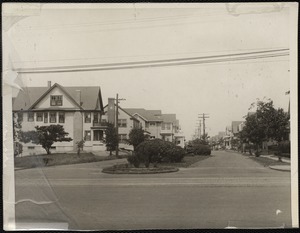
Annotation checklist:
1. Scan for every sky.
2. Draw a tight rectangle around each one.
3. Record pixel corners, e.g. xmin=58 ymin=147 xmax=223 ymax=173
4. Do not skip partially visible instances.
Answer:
xmin=4 ymin=3 xmax=292 ymax=140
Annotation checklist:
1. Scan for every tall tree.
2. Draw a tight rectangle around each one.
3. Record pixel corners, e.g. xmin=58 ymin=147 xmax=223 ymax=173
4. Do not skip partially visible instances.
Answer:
xmin=105 ymin=123 xmax=118 ymax=156
xmin=20 ymin=125 xmax=72 ymax=154
xmin=128 ymin=128 xmax=147 ymax=151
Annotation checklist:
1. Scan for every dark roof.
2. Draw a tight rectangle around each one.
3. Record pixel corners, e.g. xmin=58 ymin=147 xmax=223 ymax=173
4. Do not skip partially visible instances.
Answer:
xmin=124 ymin=108 xmax=163 ymax=122
xmin=13 ymin=83 xmax=103 ymax=111
xmin=161 ymin=114 xmax=177 ymax=123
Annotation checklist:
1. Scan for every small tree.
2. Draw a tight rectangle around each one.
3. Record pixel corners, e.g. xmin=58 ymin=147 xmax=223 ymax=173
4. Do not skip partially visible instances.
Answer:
xmin=20 ymin=125 xmax=72 ymax=154
xmin=128 ymin=128 xmax=147 ymax=151
xmin=76 ymin=140 xmax=85 ymax=155
xmin=105 ymin=123 xmax=118 ymax=156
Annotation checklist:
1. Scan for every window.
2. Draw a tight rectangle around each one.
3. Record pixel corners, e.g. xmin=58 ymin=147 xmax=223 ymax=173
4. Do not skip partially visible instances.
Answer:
xmin=28 ymin=146 xmax=35 ymax=149
xmin=59 ymin=112 xmax=65 ymax=123
xmin=44 ymin=112 xmax=48 ymax=123
xmin=84 ymin=130 xmax=91 ymax=141
xmin=118 ymin=119 xmax=127 ymax=127
xmin=93 ymin=112 xmax=99 ymax=123
xmin=50 ymin=95 xmax=63 ymax=106
xmin=93 ymin=130 xmax=103 ymax=141
xmin=150 ymin=136 xmax=155 ymax=139
xmin=50 ymin=112 xmax=56 ymax=123
xmin=17 ymin=112 xmax=23 ymax=122
xmin=166 ymin=123 xmax=171 ymax=130
xmin=145 ymin=122 xmax=149 ymax=128
xmin=28 ymin=112 xmax=34 ymax=122
xmin=119 ymin=134 xmax=127 ymax=143
xmin=157 ymin=122 xmax=161 ymax=127
xmin=36 ymin=112 xmax=43 ymax=122
xmin=85 ymin=112 xmax=91 ymax=123
xmin=162 ymin=123 xmax=171 ymax=130
xmin=150 ymin=122 xmax=155 ymax=126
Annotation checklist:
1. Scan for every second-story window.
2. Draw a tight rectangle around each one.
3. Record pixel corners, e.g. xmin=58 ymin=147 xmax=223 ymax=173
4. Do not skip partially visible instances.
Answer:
xmin=28 ymin=112 xmax=34 ymax=122
xmin=17 ymin=112 xmax=23 ymax=122
xmin=50 ymin=95 xmax=63 ymax=106
xmin=118 ymin=119 xmax=127 ymax=127
xmin=85 ymin=112 xmax=91 ymax=123
xmin=59 ymin=112 xmax=65 ymax=123
xmin=50 ymin=112 xmax=56 ymax=123
xmin=150 ymin=122 xmax=155 ymax=126
xmin=36 ymin=112 xmax=43 ymax=122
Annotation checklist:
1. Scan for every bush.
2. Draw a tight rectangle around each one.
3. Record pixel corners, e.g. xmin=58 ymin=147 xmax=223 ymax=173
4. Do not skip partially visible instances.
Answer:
xmin=14 ymin=142 xmax=23 ymax=157
xmin=129 ymin=139 xmax=186 ymax=168
xmin=279 ymin=141 xmax=290 ymax=154
xmin=127 ymin=154 xmax=140 ymax=168
xmin=193 ymin=144 xmax=211 ymax=155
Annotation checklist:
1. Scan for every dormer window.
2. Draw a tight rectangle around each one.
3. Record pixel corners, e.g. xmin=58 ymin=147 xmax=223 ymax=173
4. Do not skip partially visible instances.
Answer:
xmin=50 ymin=95 xmax=63 ymax=106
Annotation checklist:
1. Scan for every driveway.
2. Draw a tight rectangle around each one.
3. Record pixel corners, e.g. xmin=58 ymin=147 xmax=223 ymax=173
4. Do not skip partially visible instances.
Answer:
xmin=14 ymin=150 xmax=291 ymax=230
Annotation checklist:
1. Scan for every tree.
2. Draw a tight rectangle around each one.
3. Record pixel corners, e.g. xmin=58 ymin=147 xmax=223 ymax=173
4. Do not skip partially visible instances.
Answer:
xmin=20 ymin=125 xmax=72 ymax=154
xmin=241 ymin=114 xmax=265 ymax=156
xmin=128 ymin=128 xmax=147 ymax=151
xmin=242 ymin=98 xmax=290 ymax=159
xmin=76 ymin=140 xmax=85 ymax=155
xmin=105 ymin=123 xmax=118 ymax=156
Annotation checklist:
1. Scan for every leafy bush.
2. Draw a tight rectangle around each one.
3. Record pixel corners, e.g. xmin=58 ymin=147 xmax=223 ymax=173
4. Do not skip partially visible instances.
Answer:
xmin=128 ymin=139 xmax=186 ymax=168
xmin=127 ymin=154 xmax=140 ymax=168
xmin=14 ymin=142 xmax=23 ymax=157
xmin=278 ymin=141 xmax=290 ymax=154
xmin=193 ymin=144 xmax=211 ymax=155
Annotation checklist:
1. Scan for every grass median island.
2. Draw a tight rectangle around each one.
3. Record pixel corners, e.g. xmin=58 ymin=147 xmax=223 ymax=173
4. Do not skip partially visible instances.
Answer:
xmin=14 ymin=153 xmax=123 ymax=169
xmin=102 ymin=154 xmax=211 ymax=174
xmin=249 ymin=155 xmax=289 ymax=167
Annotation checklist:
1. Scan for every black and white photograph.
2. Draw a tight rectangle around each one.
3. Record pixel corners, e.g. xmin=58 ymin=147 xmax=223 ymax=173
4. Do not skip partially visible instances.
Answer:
xmin=2 ymin=3 xmax=298 ymax=230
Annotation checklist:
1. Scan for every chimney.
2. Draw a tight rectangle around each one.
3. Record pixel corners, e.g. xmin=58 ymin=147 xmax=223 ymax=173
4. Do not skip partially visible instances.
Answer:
xmin=48 ymin=81 xmax=51 ymax=88
xmin=76 ymin=90 xmax=81 ymax=106
xmin=107 ymin=98 xmax=115 ymax=124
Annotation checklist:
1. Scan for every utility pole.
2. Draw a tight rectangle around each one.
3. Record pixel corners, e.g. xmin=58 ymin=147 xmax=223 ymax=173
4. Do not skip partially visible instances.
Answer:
xmin=196 ymin=120 xmax=202 ymax=139
xmin=198 ymin=113 xmax=209 ymax=139
xmin=115 ymin=94 xmax=126 ymax=158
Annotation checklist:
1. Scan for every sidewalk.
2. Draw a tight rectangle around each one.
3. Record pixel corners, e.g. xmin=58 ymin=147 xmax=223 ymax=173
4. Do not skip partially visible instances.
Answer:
xmin=226 ymin=150 xmax=291 ymax=172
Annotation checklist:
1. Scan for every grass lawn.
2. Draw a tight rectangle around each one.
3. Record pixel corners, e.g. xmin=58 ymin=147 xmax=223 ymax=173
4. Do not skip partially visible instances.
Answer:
xmin=14 ymin=153 xmax=123 ymax=169
xmin=249 ymin=156 xmax=289 ymax=167
xmin=159 ymin=154 xmax=211 ymax=168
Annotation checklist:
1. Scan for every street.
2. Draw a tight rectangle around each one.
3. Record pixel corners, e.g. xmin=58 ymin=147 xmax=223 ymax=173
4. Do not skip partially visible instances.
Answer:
xmin=15 ymin=150 xmax=291 ymax=230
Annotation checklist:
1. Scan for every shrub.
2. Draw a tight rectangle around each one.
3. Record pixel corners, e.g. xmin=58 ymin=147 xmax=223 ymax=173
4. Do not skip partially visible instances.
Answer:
xmin=14 ymin=142 xmax=23 ymax=157
xmin=127 ymin=154 xmax=140 ymax=168
xmin=193 ymin=144 xmax=211 ymax=155
xmin=278 ymin=141 xmax=290 ymax=154
xmin=132 ymin=139 xmax=186 ymax=167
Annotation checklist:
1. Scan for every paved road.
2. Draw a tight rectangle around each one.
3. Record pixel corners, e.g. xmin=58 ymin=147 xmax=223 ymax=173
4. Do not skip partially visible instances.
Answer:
xmin=15 ymin=150 xmax=291 ymax=230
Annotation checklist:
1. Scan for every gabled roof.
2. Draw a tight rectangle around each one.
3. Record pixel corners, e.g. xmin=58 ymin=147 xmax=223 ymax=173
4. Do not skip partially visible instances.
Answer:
xmin=124 ymin=108 xmax=163 ymax=122
xmin=13 ymin=83 xmax=103 ymax=111
xmin=103 ymin=104 xmax=139 ymax=122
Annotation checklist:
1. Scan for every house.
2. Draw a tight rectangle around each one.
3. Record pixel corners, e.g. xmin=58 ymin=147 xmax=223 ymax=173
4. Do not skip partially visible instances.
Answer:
xmin=13 ymin=82 xmax=105 ymax=155
xmin=124 ymin=108 xmax=164 ymax=139
xmin=124 ymin=108 xmax=185 ymax=147
xmin=102 ymin=99 xmax=141 ymax=149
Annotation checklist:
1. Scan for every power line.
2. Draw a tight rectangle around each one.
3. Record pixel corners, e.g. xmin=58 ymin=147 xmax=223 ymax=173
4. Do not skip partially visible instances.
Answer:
xmin=12 ymin=47 xmax=289 ymax=64
xmin=14 ymin=49 xmax=289 ymax=74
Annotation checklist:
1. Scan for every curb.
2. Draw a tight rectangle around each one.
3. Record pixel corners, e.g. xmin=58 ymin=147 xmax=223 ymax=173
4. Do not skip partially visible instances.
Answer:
xmin=269 ymin=165 xmax=291 ymax=172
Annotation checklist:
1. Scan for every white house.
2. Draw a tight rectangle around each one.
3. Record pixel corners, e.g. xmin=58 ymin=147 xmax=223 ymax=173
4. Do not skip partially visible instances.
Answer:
xmin=13 ymin=82 xmax=106 ymax=155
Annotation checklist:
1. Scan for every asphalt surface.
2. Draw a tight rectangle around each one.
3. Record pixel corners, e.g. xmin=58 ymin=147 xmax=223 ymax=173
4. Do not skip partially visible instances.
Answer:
xmin=15 ymin=150 xmax=292 ymax=230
